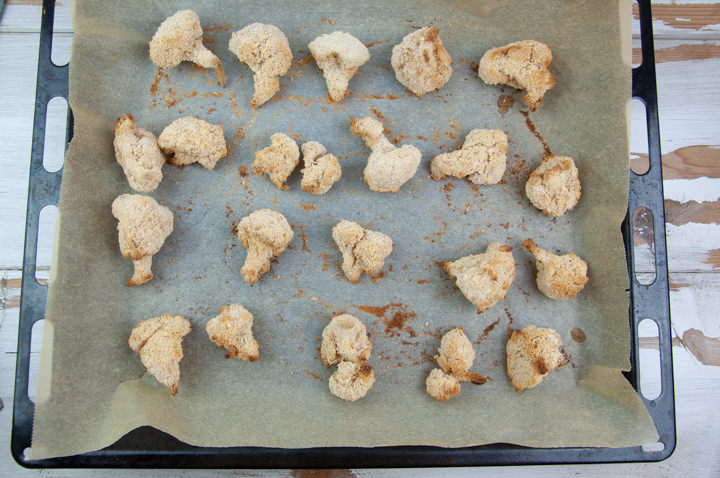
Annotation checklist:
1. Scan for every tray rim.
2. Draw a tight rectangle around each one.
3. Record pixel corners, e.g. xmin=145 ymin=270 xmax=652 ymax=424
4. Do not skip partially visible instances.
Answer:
xmin=11 ymin=0 xmax=676 ymax=468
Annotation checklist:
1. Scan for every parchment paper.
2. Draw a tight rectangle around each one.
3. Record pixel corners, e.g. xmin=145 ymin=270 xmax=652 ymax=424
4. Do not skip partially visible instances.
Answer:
xmin=31 ymin=0 xmax=658 ymax=459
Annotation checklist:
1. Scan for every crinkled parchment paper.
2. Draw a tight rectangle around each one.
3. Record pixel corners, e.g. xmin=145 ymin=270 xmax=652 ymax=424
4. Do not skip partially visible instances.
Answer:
xmin=31 ymin=0 xmax=657 ymax=459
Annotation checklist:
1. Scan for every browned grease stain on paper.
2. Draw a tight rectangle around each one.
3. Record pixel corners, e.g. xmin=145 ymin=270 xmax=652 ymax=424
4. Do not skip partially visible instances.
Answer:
xmin=521 ymin=111 xmax=552 ymax=157
xmin=571 ymin=327 xmax=587 ymax=343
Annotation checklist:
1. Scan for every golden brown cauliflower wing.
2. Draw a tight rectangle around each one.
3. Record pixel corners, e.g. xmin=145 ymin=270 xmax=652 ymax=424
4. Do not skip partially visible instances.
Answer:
xmin=253 ymin=133 xmax=300 ymax=190
xmin=236 ymin=209 xmax=294 ymax=285
xmin=128 ymin=314 xmax=191 ymax=396
xmin=111 ymin=194 xmax=173 ymax=287
xmin=300 ymin=141 xmax=342 ymax=194
xmin=206 ymin=303 xmax=259 ymax=361
xmin=391 ymin=26 xmax=452 ymax=96
xmin=478 ymin=40 xmax=555 ymax=111
xmin=350 ymin=115 xmax=421 ymax=193
xmin=158 ymin=116 xmax=227 ymax=170
xmin=430 ymin=129 xmax=508 ymax=185
xmin=149 ymin=10 xmax=224 ymax=87
xmin=525 ymin=155 xmax=581 ymax=217
xmin=229 ymin=23 xmax=292 ymax=109
xmin=506 ymin=324 xmax=564 ymax=392
xmin=426 ymin=368 xmax=461 ymax=402
xmin=320 ymin=314 xmax=372 ymax=366
xmin=332 ymin=220 xmax=393 ymax=283
xmin=113 ymin=114 xmax=165 ymax=192
xmin=522 ymin=238 xmax=589 ymax=300
xmin=329 ymin=361 xmax=376 ymax=402
xmin=308 ymin=31 xmax=370 ymax=102
xmin=443 ymin=242 xmax=515 ymax=313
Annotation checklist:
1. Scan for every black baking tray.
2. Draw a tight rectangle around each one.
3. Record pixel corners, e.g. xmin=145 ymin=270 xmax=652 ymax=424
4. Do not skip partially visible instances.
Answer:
xmin=12 ymin=0 xmax=675 ymax=468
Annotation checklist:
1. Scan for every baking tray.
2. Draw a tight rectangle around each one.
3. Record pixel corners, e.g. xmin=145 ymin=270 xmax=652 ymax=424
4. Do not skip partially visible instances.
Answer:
xmin=11 ymin=0 xmax=675 ymax=468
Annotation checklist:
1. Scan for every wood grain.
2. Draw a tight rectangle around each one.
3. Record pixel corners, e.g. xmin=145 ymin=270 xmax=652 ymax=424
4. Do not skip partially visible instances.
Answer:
xmin=633 ymin=3 xmax=720 ymax=31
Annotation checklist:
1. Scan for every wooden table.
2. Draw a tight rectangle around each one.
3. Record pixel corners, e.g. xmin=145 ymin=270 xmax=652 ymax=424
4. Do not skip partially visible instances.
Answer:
xmin=0 ymin=1 xmax=718 ymax=476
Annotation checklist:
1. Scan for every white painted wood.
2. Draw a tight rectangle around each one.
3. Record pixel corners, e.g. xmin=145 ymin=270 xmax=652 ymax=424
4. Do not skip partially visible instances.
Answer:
xmin=663 ymin=177 xmax=720 ymax=203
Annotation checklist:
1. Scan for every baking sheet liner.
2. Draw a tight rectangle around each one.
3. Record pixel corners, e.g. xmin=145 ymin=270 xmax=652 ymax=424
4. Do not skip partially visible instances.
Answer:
xmin=31 ymin=0 xmax=657 ymax=459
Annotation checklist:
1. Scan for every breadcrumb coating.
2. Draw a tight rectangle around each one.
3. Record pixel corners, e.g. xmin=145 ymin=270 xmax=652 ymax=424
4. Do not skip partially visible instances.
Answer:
xmin=253 ymin=133 xmax=300 ymax=190
xmin=308 ymin=31 xmax=370 ymax=102
xmin=236 ymin=209 xmax=293 ymax=285
xmin=506 ymin=324 xmax=564 ymax=392
xmin=350 ymin=115 xmax=421 ymax=193
xmin=525 ymin=155 xmax=581 ymax=216
xmin=300 ymin=141 xmax=342 ymax=194
xmin=320 ymin=314 xmax=372 ymax=366
xmin=113 ymin=114 xmax=165 ymax=192
xmin=229 ymin=23 xmax=292 ymax=108
xmin=128 ymin=314 xmax=191 ymax=396
xmin=426 ymin=368 xmax=461 ymax=401
xmin=329 ymin=361 xmax=376 ymax=402
xmin=158 ymin=116 xmax=227 ymax=170
xmin=149 ymin=10 xmax=224 ymax=87
xmin=332 ymin=220 xmax=393 ymax=283
xmin=478 ymin=40 xmax=555 ymax=111
xmin=443 ymin=243 xmax=516 ymax=313
xmin=430 ymin=129 xmax=508 ymax=185
xmin=111 ymin=194 xmax=173 ymax=287
xmin=206 ymin=303 xmax=259 ymax=361
xmin=391 ymin=26 xmax=452 ymax=96
xmin=522 ymin=238 xmax=588 ymax=300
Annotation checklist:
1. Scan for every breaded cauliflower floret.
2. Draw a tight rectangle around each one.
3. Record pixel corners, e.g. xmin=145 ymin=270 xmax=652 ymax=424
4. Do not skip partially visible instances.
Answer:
xmin=111 ymin=194 xmax=173 ymax=287
xmin=236 ymin=209 xmax=294 ymax=285
xmin=253 ymin=133 xmax=300 ymax=190
xmin=430 ymin=129 xmax=508 ymax=185
xmin=320 ymin=314 xmax=372 ymax=366
xmin=149 ymin=10 xmax=224 ymax=87
xmin=443 ymin=243 xmax=515 ymax=313
xmin=391 ymin=26 xmax=452 ymax=96
xmin=113 ymin=114 xmax=165 ymax=192
xmin=229 ymin=23 xmax=292 ymax=109
xmin=522 ymin=238 xmax=589 ymax=300
xmin=158 ymin=116 xmax=227 ymax=170
xmin=206 ymin=303 xmax=259 ymax=361
xmin=425 ymin=368 xmax=461 ymax=402
xmin=506 ymin=324 xmax=564 ymax=392
xmin=436 ymin=327 xmax=475 ymax=376
xmin=426 ymin=327 xmax=486 ymax=402
xmin=332 ymin=220 xmax=393 ymax=283
xmin=128 ymin=314 xmax=191 ymax=396
xmin=329 ymin=361 xmax=376 ymax=402
xmin=300 ymin=141 xmax=342 ymax=194
xmin=308 ymin=31 xmax=370 ymax=102
xmin=350 ymin=115 xmax=421 ymax=193
xmin=525 ymin=155 xmax=581 ymax=217
xmin=478 ymin=40 xmax=555 ymax=111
